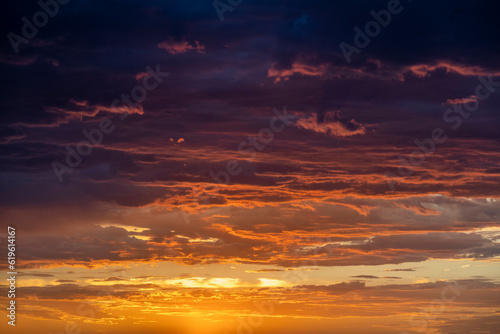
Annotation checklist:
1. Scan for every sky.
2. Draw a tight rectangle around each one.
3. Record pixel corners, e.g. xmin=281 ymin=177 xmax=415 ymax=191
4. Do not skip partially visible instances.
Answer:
xmin=0 ymin=0 xmax=500 ymax=333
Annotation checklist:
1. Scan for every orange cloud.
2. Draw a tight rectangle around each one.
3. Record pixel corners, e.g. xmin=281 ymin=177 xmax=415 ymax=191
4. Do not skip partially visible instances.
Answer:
xmin=295 ymin=111 xmax=367 ymax=137
xmin=158 ymin=38 xmax=206 ymax=55
xmin=41 ymin=99 xmax=143 ymax=126
xmin=405 ymin=61 xmax=500 ymax=78
xmin=443 ymin=95 xmax=479 ymax=105
xmin=267 ymin=61 xmax=328 ymax=83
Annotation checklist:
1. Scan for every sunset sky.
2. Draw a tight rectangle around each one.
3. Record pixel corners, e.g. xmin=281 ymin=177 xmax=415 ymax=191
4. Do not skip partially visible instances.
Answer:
xmin=1 ymin=0 xmax=500 ymax=333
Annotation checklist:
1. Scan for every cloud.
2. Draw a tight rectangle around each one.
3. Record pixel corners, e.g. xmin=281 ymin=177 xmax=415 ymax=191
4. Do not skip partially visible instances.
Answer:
xmin=267 ymin=61 xmax=328 ymax=83
xmin=0 ymin=52 xmax=37 ymax=66
xmin=350 ymin=275 xmax=379 ymax=279
xmin=297 ymin=281 xmax=366 ymax=294
xmin=443 ymin=95 xmax=479 ymax=105
xmin=384 ymin=268 xmax=416 ymax=272
xmin=9 ymin=278 xmax=499 ymax=333
xmin=44 ymin=99 xmax=143 ymax=125
xmin=246 ymin=269 xmax=285 ymax=273
xmin=18 ymin=272 xmax=55 ymax=277
xmin=405 ymin=62 xmax=500 ymax=78
xmin=158 ymin=38 xmax=206 ymax=55
xmin=295 ymin=111 xmax=367 ymax=137
xmin=93 ymin=277 xmax=128 ymax=282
